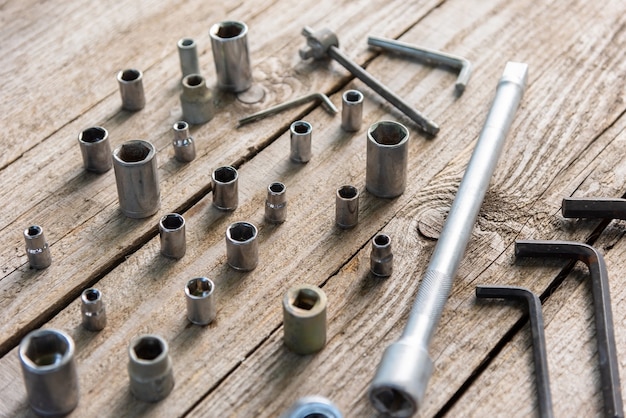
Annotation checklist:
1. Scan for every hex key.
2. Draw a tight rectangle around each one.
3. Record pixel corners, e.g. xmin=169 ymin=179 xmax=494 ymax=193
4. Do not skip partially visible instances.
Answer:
xmin=562 ymin=197 xmax=626 ymax=219
xmin=515 ymin=240 xmax=624 ymax=418
xmin=237 ymin=92 xmax=338 ymax=126
xmin=475 ymin=286 xmax=553 ymax=418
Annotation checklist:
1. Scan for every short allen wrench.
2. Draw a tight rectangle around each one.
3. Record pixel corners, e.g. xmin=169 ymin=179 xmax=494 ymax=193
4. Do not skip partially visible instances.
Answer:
xmin=299 ymin=27 xmax=439 ymax=136
xmin=515 ymin=240 xmax=623 ymax=418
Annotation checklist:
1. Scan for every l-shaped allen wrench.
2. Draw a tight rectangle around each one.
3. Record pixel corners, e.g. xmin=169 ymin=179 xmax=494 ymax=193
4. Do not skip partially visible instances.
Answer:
xmin=515 ymin=240 xmax=624 ymax=418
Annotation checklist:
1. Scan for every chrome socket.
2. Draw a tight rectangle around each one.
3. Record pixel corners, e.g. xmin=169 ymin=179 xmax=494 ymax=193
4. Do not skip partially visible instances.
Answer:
xmin=335 ymin=185 xmax=359 ymax=229
xmin=281 ymin=396 xmax=343 ymax=418
xmin=24 ymin=225 xmax=51 ymax=270
xmin=112 ymin=140 xmax=160 ymax=218
xmin=365 ymin=120 xmax=409 ymax=198
xmin=290 ymin=120 xmax=313 ymax=163
xmin=19 ymin=329 xmax=79 ymax=416
xmin=172 ymin=121 xmax=196 ymax=163
xmin=159 ymin=213 xmax=186 ymax=259
xmin=225 ymin=221 xmax=258 ymax=271
xmin=177 ymin=38 xmax=200 ymax=79
xmin=265 ymin=182 xmax=287 ymax=224
xmin=128 ymin=334 xmax=174 ymax=402
xmin=117 ymin=68 xmax=145 ymax=111
xmin=78 ymin=126 xmax=112 ymax=173
xmin=212 ymin=166 xmax=239 ymax=211
xmin=185 ymin=277 xmax=216 ymax=325
xmin=180 ymin=74 xmax=214 ymax=125
xmin=370 ymin=234 xmax=393 ymax=277
xmin=209 ymin=21 xmax=253 ymax=92
xmin=341 ymin=90 xmax=364 ymax=132
xmin=81 ymin=288 xmax=107 ymax=331
xmin=282 ymin=284 xmax=327 ymax=354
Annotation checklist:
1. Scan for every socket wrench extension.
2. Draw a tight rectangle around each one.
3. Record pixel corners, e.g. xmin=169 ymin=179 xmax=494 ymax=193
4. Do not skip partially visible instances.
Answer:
xmin=369 ymin=62 xmax=528 ymax=417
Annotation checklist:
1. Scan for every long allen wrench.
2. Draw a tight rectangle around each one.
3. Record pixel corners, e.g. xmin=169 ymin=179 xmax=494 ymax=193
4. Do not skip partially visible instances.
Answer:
xmin=475 ymin=285 xmax=554 ymax=418
xmin=562 ymin=197 xmax=626 ymax=220
xmin=368 ymin=62 xmax=528 ymax=418
xmin=515 ymin=240 xmax=624 ymax=418
xmin=299 ymin=27 xmax=440 ymax=136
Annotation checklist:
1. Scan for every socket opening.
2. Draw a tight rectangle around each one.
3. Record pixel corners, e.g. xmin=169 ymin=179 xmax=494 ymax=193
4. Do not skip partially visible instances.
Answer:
xmin=269 ymin=182 xmax=285 ymax=193
xmin=302 ymin=414 xmax=327 ymax=418
xmin=26 ymin=225 xmax=42 ymax=237
xmin=133 ymin=336 xmax=164 ymax=361
xmin=214 ymin=21 xmax=245 ymax=39
xmin=374 ymin=234 xmax=390 ymax=246
xmin=184 ymin=74 xmax=204 ymax=87
xmin=24 ymin=331 xmax=70 ymax=367
xmin=345 ymin=90 xmax=363 ymax=103
xmin=214 ymin=166 xmax=237 ymax=183
xmin=161 ymin=213 xmax=184 ymax=230
xmin=293 ymin=288 xmax=319 ymax=310
xmin=370 ymin=122 xmax=407 ymax=146
xmin=292 ymin=121 xmax=312 ymax=135
xmin=174 ymin=121 xmax=188 ymax=131
xmin=187 ymin=277 xmax=213 ymax=298
xmin=179 ymin=38 xmax=195 ymax=47
xmin=83 ymin=288 xmax=101 ymax=302
xmin=118 ymin=141 xmax=151 ymax=163
xmin=80 ymin=127 xmax=107 ymax=143
xmin=120 ymin=69 xmax=141 ymax=82
xmin=228 ymin=222 xmax=256 ymax=242
xmin=370 ymin=388 xmax=414 ymax=417
xmin=338 ymin=185 xmax=358 ymax=199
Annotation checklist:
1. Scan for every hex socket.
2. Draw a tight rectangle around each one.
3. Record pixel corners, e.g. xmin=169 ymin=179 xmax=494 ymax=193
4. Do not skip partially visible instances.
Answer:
xmin=341 ymin=89 xmax=364 ymax=132
xmin=212 ymin=166 xmax=239 ymax=211
xmin=172 ymin=121 xmax=196 ymax=163
xmin=19 ymin=329 xmax=79 ymax=416
xmin=81 ymin=288 xmax=107 ymax=331
xmin=185 ymin=277 xmax=216 ymax=325
xmin=281 ymin=396 xmax=343 ymax=418
xmin=265 ymin=182 xmax=287 ymax=224
xmin=335 ymin=185 xmax=359 ymax=229
xmin=210 ymin=21 xmax=253 ymax=92
xmin=78 ymin=126 xmax=112 ymax=173
xmin=112 ymin=140 xmax=160 ymax=218
xmin=159 ymin=213 xmax=186 ymax=259
xmin=177 ymin=38 xmax=200 ymax=79
xmin=365 ymin=120 xmax=409 ymax=198
xmin=128 ymin=334 xmax=174 ymax=402
xmin=24 ymin=225 xmax=51 ymax=270
xmin=370 ymin=234 xmax=393 ymax=277
xmin=283 ymin=284 xmax=327 ymax=354
xmin=117 ymin=68 xmax=145 ymax=111
xmin=225 ymin=221 xmax=258 ymax=271
xmin=290 ymin=120 xmax=312 ymax=163
xmin=180 ymin=74 xmax=214 ymax=125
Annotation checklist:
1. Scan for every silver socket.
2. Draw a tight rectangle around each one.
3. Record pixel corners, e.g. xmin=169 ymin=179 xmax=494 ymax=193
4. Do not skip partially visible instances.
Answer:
xmin=281 ymin=396 xmax=343 ymax=418
xmin=225 ymin=221 xmax=258 ymax=271
xmin=283 ymin=284 xmax=327 ymax=355
xmin=19 ymin=329 xmax=79 ymax=416
xmin=290 ymin=120 xmax=312 ymax=163
xmin=335 ymin=185 xmax=359 ymax=229
xmin=172 ymin=121 xmax=196 ymax=163
xmin=81 ymin=288 xmax=107 ymax=331
xmin=117 ymin=69 xmax=145 ymax=111
xmin=177 ymin=38 xmax=200 ymax=79
xmin=112 ymin=140 xmax=160 ymax=218
xmin=209 ymin=21 xmax=253 ymax=92
xmin=180 ymin=74 xmax=214 ymax=125
xmin=212 ymin=166 xmax=239 ymax=211
xmin=78 ymin=126 xmax=112 ymax=173
xmin=341 ymin=90 xmax=364 ymax=132
xmin=185 ymin=277 xmax=216 ymax=325
xmin=128 ymin=334 xmax=175 ymax=402
xmin=24 ymin=225 xmax=51 ymax=270
xmin=370 ymin=234 xmax=393 ymax=277
xmin=265 ymin=182 xmax=287 ymax=224
xmin=159 ymin=213 xmax=186 ymax=259
xmin=365 ymin=120 xmax=409 ymax=198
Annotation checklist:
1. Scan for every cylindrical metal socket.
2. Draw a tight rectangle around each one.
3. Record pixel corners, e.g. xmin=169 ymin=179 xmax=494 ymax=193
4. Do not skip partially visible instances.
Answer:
xmin=366 ymin=120 xmax=409 ymax=198
xmin=128 ymin=334 xmax=174 ymax=402
xmin=112 ymin=140 xmax=160 ymax=218
xmin=24 ymin=225 xmax=51 ymax=270
xmin=265 ymin=182 xmax=287 ymax=224
xmin=159 ymin=213 xmax=186 ymax=259
xmin=117 ymin=68 xmax=145 ymax=111
xmin=341 ymin=90 xmax=364 ymax=132
xmin=19 ymin=329 xmax=79 ymax=416
xmin=283 ymin=284 xmax=327 ymax=355
xmin=212 ymin=166 xmax=239 ymax=211
xmin=180 ymin=74 xmax=213 ymax=125
xmin=370 ymin=234 xmax=393 ymax=277
xmin=281 ymin=396 xmax=343 ymax=418
xmin=290 ymin=120 xmax=313 ymax=163
xmin=177 ymin=38 xmax=200 ymax=79
xmin=335 ymin=185 xmax=359 ymax=229
xmin=81 ymin=288 xmax=107 ymax=331
xmin=225 ymin=221 xmax=258 ymax=271
xmin=185 ymin=277 xmax=216 ymax=325
xmin=209 ymin=21 xmax=253 ymax=92
xmin=172 ymin=121 xmax=196 ymax=163
xmin=78 ymin=126 xmax=112 ymax=173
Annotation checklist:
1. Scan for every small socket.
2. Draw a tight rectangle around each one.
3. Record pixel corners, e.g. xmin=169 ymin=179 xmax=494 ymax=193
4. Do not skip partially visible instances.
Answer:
xmin=177 ymin=38 xmax=200 ymax=79
xmin=117 ymin=68 xmax=145 ymax=111
xmin=159 ymin=213 xmax=186 ymax=259
xmin=180 ymin=74 xmax=214 ymax=125
xmin=283 ymin=285 xmax=327 ymax=354
xmin=290 ymin=120 xmax=313 ymax=163
xmin=225 ymin=221 xmax=258 ymax=271
xmin=212 ymin=166 xmax=239 ymax=211
xmin=78 ymin=126 xmax=112 ymax=173
xmin=370 ymin=234 xmax=393 ymax=277
xmin=81 ymin=288 xmax=107 ymax=331
xmin=185 ymin=277 xmax=216 ymax=325
xmin=341 ymin=89 xmax=364 ymax=132
xmin=172 ymin=121 xmax=196 ymax=163
xmin=265 ymin=182 xmax=287 ymax=224
xmin=128 ymin=334 xmax=175 ymax=402
xmin=24 ymin=225 xmax=52 ymax=269
xmin=335 ymin=185 xmax=359 ymax=229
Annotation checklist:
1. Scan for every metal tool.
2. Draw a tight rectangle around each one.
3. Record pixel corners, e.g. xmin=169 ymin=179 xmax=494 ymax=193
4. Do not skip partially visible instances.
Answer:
xmin=370 ymin=233 xmax=393 ymax=277
xmin=283 ymin=284 xmax=327 ymax=354
xmin=177 ymin=38 xmax=200 ymax=79
xmin=117 ymin=68 xmax=145 ymax=111
xmin=78 ymin=126 xmax=112 ymax=173
xmin=341 ymin=89 xmax=364 ymax=132
xmin=185 ymin=277 xmax=216 ymax=325
xmin=368 ymin=36 xmax=472 ymax=95
xmin=238 ymin=92 xmax=338 ymax=126
xmin=210 ymin=21 xmax=253 ymax=93
xmin=281 ymin=395 xmax=343 ymax=418
xmin=24 ymin=225 xmax=52 ymax=270
xmin=159 ymin=213 xmax=186 ymax=259
xmin=290 ymin=120 xmax=313 ymax=163
xmin=300 ymin=27 xmax=439 ymax=135
xmin=81 ymin=288 xmax=107 ymax=331
xmin=172 ymin=121 xmax=196 ymax=163
xmin=475 ymin=285 xmax=553 ymax=418
xmin=180 ymin=74 xmax=214 ymax=125
xmin=335 ymin=185 xmax=359 ymax=229
xmin=369 ymin=61 xmax=528 ymax=417
xmin=366 ymin=120 xmax=409 ymax=198
xmin=212 ymin=166 xmax=239 ymax=211
xmin=265 ymin=182 xmax=287 ymax=224
xmin=515 ymin=240 xmax=623 ymax=418
xmin=562 ymin=197 xmax=626 ymax=219
xmin=225 ymin=221 xmax=258 ymax=271
xmin=19 ymin=328 xmax=79 ymax=416
xmin=128 ymin=334 xmax=175 ymax=402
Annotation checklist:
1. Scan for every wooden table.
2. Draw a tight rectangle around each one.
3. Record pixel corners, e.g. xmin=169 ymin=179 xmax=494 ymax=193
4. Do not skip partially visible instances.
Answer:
xmin=2 ymin=0 xmax=625 ymax=416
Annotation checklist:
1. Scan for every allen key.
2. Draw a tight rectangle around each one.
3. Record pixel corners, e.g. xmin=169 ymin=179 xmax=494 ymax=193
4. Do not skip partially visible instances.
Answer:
xmin=515 ymin=240 xmax=623 ymax=418
xmin=475 ymin=285 xmax=553 ymax=418
xmin=562 ymin=197 xmax=626 ymax=220
xmin=238 ymin=92 xmax=337 ymax=126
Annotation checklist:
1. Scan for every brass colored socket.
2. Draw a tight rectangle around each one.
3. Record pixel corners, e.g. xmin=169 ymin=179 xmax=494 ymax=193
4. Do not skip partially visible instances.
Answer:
xmin=128 ymin=334 xmax=174 ymax=402
xmin=180 ymin=74 xmax=214 ymax=125
xmin=283 ymin=285 xmax=327 ymax=354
